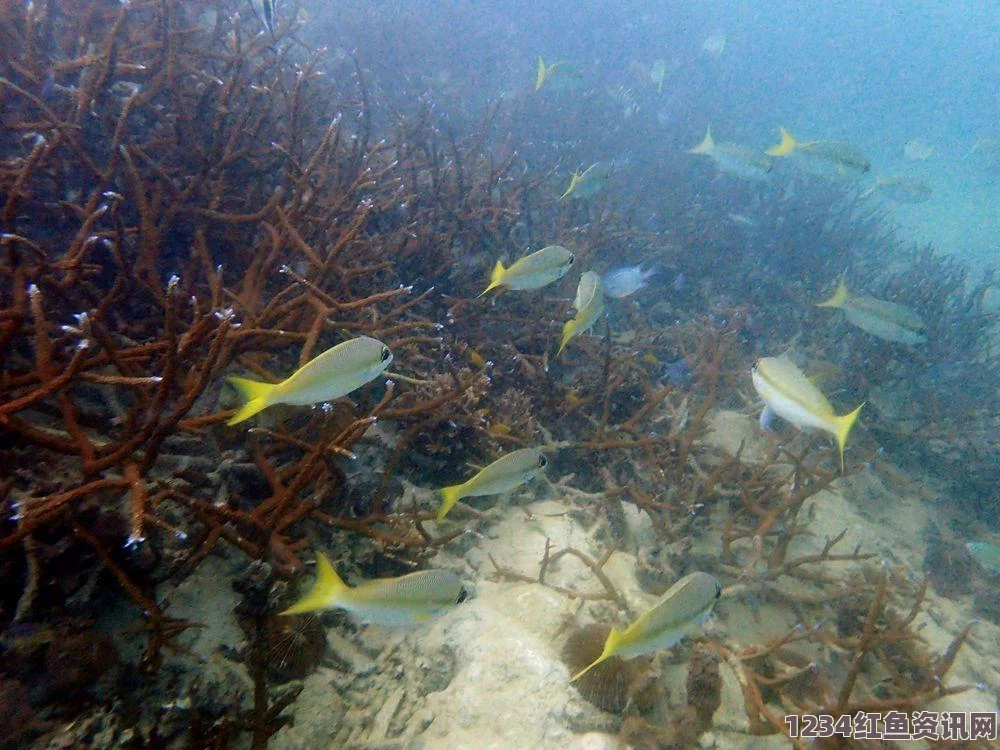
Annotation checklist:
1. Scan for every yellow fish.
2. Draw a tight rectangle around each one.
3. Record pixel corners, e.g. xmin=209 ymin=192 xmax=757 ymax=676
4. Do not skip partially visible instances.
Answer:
xmin=281 ymin=552 xmax=465 ymax=626
xmin=535 ymin=56 xmax=582 ymax=91
xmin=558 ymin=271 xmax=604 ymax=355
xmin=571 ymin=572 xmax=722 ymax=682
xmin=437 ymin=447 xmax=547 ymax=521
xmin=226 ymin=336 xmax=392 ymax=425
xmin=480 ymin=245 xmax=575 ymax=296
xmin=688 ymin=127 xmax=772 ymax=181
xmin=751 ymin=357 xmax=863 ymax=471
xmin=560 ymin=162 xmax=612 ymax=200
xmin=817 ymin=276 xmax=926 ymax=345
xmin=766 ymin=126 xmax=871 ymax=177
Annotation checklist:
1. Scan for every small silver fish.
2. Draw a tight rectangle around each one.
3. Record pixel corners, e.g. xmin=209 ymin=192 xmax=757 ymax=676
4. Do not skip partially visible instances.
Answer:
xmin=860 ymin=176 xmax=932 ymax=204
xmin=602 ymin=265 xmax=656 ymax=299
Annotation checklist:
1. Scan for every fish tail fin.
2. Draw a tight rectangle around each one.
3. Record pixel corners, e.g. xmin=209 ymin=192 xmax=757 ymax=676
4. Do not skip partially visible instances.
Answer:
xmin=226 ymin=376 xmax=275 ymax=425
xmin=570 ymin=627 xmax=621 ymax=682
xmin=816 ymin=275 xmax=849 ymax=309
xmin=280 ymin=552 xmax=347 ymax=615
xmin=557 ymin=319 xmax=576 ymax=356
xmin=559 ymin=175 xmax=577 ymax=200
xmin=766 ymin=126 xmax=798 ymax=157
xmin=436 ymin=484 xmax=465 ymax=522
xmin=688 ymin=125 xmax=714 ymax=154
xmin=535 ymin=56 xmax=547 ymax=91
xmin=833 ymin=402 xmax=864 ymax=473
xmin=479 ymin=260 xmax=506 ymax=297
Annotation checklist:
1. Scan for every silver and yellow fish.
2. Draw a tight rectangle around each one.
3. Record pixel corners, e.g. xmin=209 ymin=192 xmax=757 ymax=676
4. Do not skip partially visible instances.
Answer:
xmin=535 ymin=56 xmax=583 ymax=92
xmin=571 ymin=572 xmax=722 ymax=681
xmin=688 ymin=127 xmax=772 ymax=181
xmin=281 ymin=552 xmax=465 ymax=626
xmin=480 ymin=245 xmax=575 ymax=295
xmin=558 ymin=271 xmax=604 ymax=355
xmin=560 ymin=162 xmax=612 ymax=200
xmin=816 ymin=277 xmax=926 ymax=345
xmin=751 ymin=357 xmax=863 ymax=472
xmin=437 ymin=447 xmax=548 ymax=521
xmin=766 ymin=126 xmax=871 ymax=178
xmin=226 ymin=336 xmax=392 ymax=425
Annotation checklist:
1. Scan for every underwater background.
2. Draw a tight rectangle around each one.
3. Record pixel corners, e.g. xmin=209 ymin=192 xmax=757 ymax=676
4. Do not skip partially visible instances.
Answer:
xmin=0 ymin=1 xmax=997 ymax=748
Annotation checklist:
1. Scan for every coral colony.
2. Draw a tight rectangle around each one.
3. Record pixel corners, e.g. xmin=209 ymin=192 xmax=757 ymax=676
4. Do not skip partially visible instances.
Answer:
xmin=0 ymin=1 xmax=996 ymax=748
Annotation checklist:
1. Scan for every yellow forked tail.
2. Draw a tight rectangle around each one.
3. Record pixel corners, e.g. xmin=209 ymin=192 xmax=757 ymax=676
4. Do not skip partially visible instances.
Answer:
xmin=688 ymin=126 xmax=714 ymax=154
xmin=816 ymin=275 xmax=849 ymax=309
xmin=479 ymin=260 xmax=506 ymax=297
xmin=280 ymin=552 xmax=347 ymax=615
xmin=436 ymin=484 xmax=466 ymax=522
xmin=833 ymin=402 xmax=865 ymax=472
xmin=226 ymin=376 xmax=276 ymax=425
xmin=557 ymin=319 xmax=577 ymax=356
xmin=535 ymin=56 xmax=547 ymax=91
xmin=570 ymin=627 xmax=621 ymax=682
xmin=559 ymin=172 xmax=580 ymax=200
xmin=766 ymin=126 xmax=798 ymax=157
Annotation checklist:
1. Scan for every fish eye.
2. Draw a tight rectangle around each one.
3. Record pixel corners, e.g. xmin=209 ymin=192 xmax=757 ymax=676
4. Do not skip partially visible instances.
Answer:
xmin=380 ymin=346 xmax=391 ymax=362
xmin=538 ymin=455 xmax=547 ymax=468
xmin=456 ymin=587 xmax=470 ymax=604
xmin=566 ymin=254 xmax=575 ymax=265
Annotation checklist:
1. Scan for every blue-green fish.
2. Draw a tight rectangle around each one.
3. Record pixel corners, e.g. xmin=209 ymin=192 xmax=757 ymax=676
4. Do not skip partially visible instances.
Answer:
xmin=859 ymin=176 xmax=932 ymax=204
xmin=967 ymin=542 xmax=1000 ymax=574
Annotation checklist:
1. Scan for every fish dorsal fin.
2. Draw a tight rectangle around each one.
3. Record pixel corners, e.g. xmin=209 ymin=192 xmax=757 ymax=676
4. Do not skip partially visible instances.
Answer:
xmin=688 ymin=126 xmax=714 ymax=154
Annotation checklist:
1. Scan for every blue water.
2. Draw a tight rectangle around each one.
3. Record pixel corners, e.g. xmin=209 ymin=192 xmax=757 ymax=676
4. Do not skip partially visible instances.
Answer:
xmin=320 ymin=0 xmax=998 ymax=264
